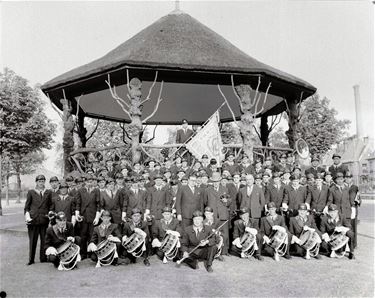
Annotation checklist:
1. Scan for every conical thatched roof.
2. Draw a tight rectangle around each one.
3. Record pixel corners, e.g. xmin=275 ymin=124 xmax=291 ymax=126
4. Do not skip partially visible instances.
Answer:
xmin=41 ymin=10 xmax=316 ymax=124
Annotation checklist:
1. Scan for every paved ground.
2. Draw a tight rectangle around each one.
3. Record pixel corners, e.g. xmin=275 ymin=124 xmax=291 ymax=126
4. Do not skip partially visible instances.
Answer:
xmin=0 ymin=200 xmax=374 ymax=297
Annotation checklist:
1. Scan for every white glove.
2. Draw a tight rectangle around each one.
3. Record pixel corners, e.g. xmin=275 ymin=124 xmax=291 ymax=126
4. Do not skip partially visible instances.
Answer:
xmin=264 ymin=205 xmax=268 ymax=213
xmin=122 ymin=212 xmax=127 ymax=222
xmin=183 ymin=251 xmax=189 ymax=258
xmin=303 ymin=225 xmax=315 ymax=232
xmin=172 ymin=209 xmax=177 ymax=214
xmin=282 ymin=203 xmax=288 ymax=211
xmin=335 ymin=226 xmax=349 ymax=234
xmin=134 ymin=228 xmax=147 ymax=238
xmin=350 ymin=207 xmax=356 ymax=219
xmin=71 ymin=216 xmax=77 ymax=227
xmin=145 ymin=209 xmax=150 ymax=215
xmin=152 ymin=238 xmax=162 ymax=248
xmin=272 ymin=225 xmax=286 ymax=233
xmin=45 ymin=247 xmax=58 ymax=256
xmin=25 ymin=212 xmax=32 ymax=223
xmin=263 ymin=235 xmax=270 ymax=244
xmin=305 ymin=203 xmax=310 ymax=210
xmin=87 ymin=242 xmax=98 ymax=252
xmin=245 ymin=227 xmax=258 ymax=235
xmin=323 ymin=206 xmax=328 ymax=215
xmin=122 ymin=235 xmax=128 ymax=244
xmin=108 ymin=235 xmax=121 ymax=243
xmin=67 ymin=236 xmax=75 ymax=243
xmin=291 ymin=235 xmax=301 ymax=245
xmin=93 ymin=212 xmax=100 ymax=225
xmin=177 ymin=214 xmax=182 ymax=221
xmin=322 ymin=233 xmax=330 ymax=242
xmin=232 ymin=237 xmax=242 ymax=248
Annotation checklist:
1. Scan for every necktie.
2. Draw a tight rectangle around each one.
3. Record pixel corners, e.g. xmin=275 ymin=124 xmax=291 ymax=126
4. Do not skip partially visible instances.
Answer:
xmin=111 ymin=191 xmax=113 ymax=199
xmin=196 ymin=229 xmax=201 ymax=238
xmin=40 ymin=191 xmax=43 ymax=198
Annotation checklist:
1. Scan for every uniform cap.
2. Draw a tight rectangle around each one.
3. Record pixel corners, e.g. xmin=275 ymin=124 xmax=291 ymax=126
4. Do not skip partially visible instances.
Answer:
xmin=35 ymin=175 xmax=46 ymax=182
xmin=131 ymin=208 xmax=142 ymax=215
xmin=192 ymin=210 xmax=204 ymax=218
xmin=328 ymin=204 xmax=338 ymax=211
xmin=267 ymin=202 xmax=276 ymax=209
xmin=162 ymin=207 xmax=172 ymax=213
xmin=298 ymin=203 xmax=308 ymax=210
xmin=204 ymin=206 xmax=214 ymax=213
xmin=49 ymin=176 xmax=59 ymax=182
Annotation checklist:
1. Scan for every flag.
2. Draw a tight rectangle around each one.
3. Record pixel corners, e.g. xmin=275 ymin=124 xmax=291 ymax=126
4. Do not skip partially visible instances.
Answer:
xmin=186 ymin=111 xmax=224 ymax=166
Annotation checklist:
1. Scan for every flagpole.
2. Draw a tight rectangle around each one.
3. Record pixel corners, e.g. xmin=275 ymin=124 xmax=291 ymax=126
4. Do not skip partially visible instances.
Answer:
xmin=168 ymin=101 xmax=227 ymax=159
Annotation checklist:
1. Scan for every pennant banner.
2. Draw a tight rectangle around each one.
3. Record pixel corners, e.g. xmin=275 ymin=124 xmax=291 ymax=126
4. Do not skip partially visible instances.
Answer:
xmin=186 ymin=111 xmax=224 ymax=166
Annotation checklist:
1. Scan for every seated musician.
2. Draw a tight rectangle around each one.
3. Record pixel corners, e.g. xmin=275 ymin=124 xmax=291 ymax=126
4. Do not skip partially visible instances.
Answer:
xmin=180 ymin=210 xmax=218 ymax=273
xmin=320 ymin=204 xmax=355 ymax=260
xmin=260 ymin=202 xmax=292 ymax=261
xmin=288 ymin=203 xmax=322 ymax=259
xmin=121 ymin=208 xmax=151 ymax=266
xmin=87 ymin=210 xmax=122 ymax=266
xmin=203 ymin=206 xmax=224 ymax=261
xmin=152 ymin=207 xmax=182 ymax=263
xmin=230 ymin=208 xmax=264 ymax=261
xmin=45 ymin=211 xmax=81 ymax=270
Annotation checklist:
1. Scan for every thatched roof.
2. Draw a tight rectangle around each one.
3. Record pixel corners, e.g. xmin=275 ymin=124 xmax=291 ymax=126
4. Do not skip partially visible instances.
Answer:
xmin=41 ymin=10 xmax=316 ymax=124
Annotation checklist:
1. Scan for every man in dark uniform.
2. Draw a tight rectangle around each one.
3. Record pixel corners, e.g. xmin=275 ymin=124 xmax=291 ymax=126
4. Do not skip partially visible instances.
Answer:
xmin=49 ymin=181 xmax=76 ymax=225
xmin=45 ymin=211 xmax=81 ymax=269
xmin=265 ymin=172 xmax=285 ymax=215
xmin=288 ymin=203 xmax=322 ymax=259
xmin=306 ymin=173 xmax=329 ymax=227
xmin=282 ymin=174 xmax=308 ymax=219
xmin=305 ymin=156 xmax=325 ymax=177
xmin=24 ymin=174 xmax=52 ymax=265
xmin=320 ymin=204 xmax=355 ymax=259
xmin=231 ymin=208 xmax=263 ymax=260
xmin=151 ymin=207 xmax=182 ymax=263
xmin=124 ymin=177 xmax=147 ymax=218
xmin=49 ymin=176 xmax=60 ymax=194
xmin=121 ymin=208 xmax=151 ymax=266
xmin=327 ymin=172 xmax=352 ymax=220
xmin=176 ymin=119 xmax=194 ymax=164
xmin=260 ymin=202 xmax=291 ymax=261
xmin=180 ymin=210 xmax=218 ymax=272
xmin=175 ymin=174 xmax=204 ymax=231
xmin=345 ymin=173 xmax=361 ymax=248
xmin=75 ymin=177 xmax=101 ymax=259
xmin=329 ymin=154 xmax=349 ymax=178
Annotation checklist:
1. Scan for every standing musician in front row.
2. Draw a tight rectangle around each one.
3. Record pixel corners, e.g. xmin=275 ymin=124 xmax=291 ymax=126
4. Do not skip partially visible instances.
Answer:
xmin=180 ymin=210 xmax=218 ymax=273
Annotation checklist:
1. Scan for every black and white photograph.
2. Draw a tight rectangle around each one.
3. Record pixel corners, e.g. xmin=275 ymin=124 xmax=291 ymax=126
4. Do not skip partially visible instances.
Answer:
xmin=0 ymin=0 xmax=374 ymax=297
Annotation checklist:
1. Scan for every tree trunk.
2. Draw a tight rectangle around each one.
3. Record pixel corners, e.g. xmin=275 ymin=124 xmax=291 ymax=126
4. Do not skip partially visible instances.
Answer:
xmin=285 ymin=98 xmax=299 ymax=150
xmin=0 ymin=157 xmax=2 ymax=216
xmin=61 ymin=98 xmax=75 ymax=175
xmin=5 ymin=175 xmax=9 ymax=206
xmin=77 ymin=111 xmax=87 ymax=148
xmin=16 ymin=167 xmax=21 ymax=203
xmin=260 ymin=116 xmax=269 ymax=146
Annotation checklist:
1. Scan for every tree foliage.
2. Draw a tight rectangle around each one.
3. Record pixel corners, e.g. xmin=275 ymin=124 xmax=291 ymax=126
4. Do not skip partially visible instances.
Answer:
xmin=296 ymin=95 xmax=350 ymax=156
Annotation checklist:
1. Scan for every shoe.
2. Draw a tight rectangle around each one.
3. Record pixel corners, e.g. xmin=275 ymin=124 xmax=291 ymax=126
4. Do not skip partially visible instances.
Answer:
xmin=254 ymin=254 xmax=264 ymax=261
xmin=349 ymin=253 xmax=355 ymax=260
xmin=143 ymin=258 xmax=150 ymax=267
xmin=304 ymin=253 xmax=311 ymax=260
xmin=204 ymin=262 xmax=213 ymax=273
xmin=185 ymin=260 xmax=198 ymax=270
xmin=162 ymin=257 xmax=168 ymax=264
xmin=26 ymin=261 xmax=34 ymax=266
xmin=284 ymin=254 xmax=292 ymax=260
xmin=274 ymin=254 xmax=280 ymax=262
xmin=315 ymin=254 xmax=322 ymax=260
xmin=40 ymin=259 xmax=47 ymax=263
xmin=216 ymin=255 xmax=224 ymax=262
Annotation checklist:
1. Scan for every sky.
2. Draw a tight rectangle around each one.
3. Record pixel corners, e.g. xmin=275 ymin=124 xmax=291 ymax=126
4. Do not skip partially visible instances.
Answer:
xmin=1 ymin=0 xmax=374 ymax=174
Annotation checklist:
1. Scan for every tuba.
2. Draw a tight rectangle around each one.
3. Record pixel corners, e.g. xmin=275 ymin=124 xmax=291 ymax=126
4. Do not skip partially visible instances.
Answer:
xmin=268 ymin=226 xmax=288 ymax=257
xmin=56 ymin=241 xmax=80 ymax=271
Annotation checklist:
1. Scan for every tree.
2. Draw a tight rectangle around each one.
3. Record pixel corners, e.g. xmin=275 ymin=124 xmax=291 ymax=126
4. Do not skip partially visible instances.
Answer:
xmin=0 ymin=68 xmax=56 ymax=205
xmin=296 ymin=95 xmax=350 ymax=157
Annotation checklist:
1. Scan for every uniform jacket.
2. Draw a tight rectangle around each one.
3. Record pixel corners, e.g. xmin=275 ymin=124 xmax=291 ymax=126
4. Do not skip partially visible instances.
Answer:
xmin=233 ymin=218 xmax=259 ymax=239
xmin=76 ymin=187 xmax=100 ymax=223
xmin=306 ymin=184 xmax=329 ymax=212
xmin=222 ymin=162 xmax=240 ymax=176
xmin=152 ymin=218 xmax=182 ymax=241
xmin=260 ymin=215 xmax=288 ymax=237
xmin=90 ymin=223 xmax=122 ymax=244
xmin=238 ymin=185 xmax=265 ymax=219
xmin=176 ymin=128 xmax=194 ymax=144
xmin=100 ymin=189 xmax=123 ymax=224
xmin=124 ymin=189 xmax=148 ymax=217
xmin=50 ymin=194 xmax=76 ymax=221
xmin=319 ymin=215 xmax=352 ymax=235
xmin=121 ymin=220 xmax=149 ymax=238
xmin=226 ymin=182 xmax=242 ymax=210
xmin=24 ymin=189 xmax=52 ymax=226
xmin=283 ymin=185 xmax=308 ymax=211
xmin=175 ymin=185 xmax=204 ymax=219
xmin=328 ymin=185 xmax=352 ymax=219
xmin=45 ymin=222 xmax=75 ymax=250
xmin=288 ymin=215 xmax=320 ymax=237
xmin=205 ymin=185 xmax=232 ymax=220
xmin=180 ymin=225 xmax=215 ymax=252
xmin=328 ymin=164 xmax=349 ymax=178
xmin=265 ymin=183 xmax=286 ymax=209
xmin=146 ymin=186 xmax=172 ymax=220
xmin=304 ymin=166 xmax=325 ymax=177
